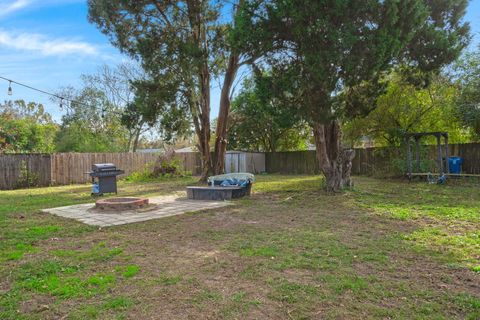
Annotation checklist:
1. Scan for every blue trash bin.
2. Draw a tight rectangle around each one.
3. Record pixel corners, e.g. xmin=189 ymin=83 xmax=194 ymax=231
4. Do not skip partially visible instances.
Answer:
xmin=448 ymin=156 xmax=463 ymax=174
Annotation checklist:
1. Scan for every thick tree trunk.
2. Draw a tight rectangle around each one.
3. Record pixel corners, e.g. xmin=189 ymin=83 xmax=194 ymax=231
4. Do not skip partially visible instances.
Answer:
xmin=188 ymin=65 xmax=212 ymax=182
xmin=198 ymin=140 xmax=212 ymax=182
xmin=312 ymin=120 xmax=355 ymax=192
xmin=193 ymin=112 xmax=212 ymax=182
xmin=213 ymin=54 xmax=240 ymax=175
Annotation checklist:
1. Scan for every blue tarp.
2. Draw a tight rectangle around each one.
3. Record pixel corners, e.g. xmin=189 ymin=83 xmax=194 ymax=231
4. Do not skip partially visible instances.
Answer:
xmin=209 ymin=173 xmax=254 ymax=187
xmin=220 ymin=178 xmax=249 ymax=187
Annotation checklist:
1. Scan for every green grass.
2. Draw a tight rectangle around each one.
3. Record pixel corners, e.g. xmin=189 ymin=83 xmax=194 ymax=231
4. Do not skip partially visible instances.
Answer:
xmin=346 ymin=178 xmax=480 ymax=271
xmin=118 ymin=265 xmax=140 ymax=278
xmin=69 ymin=296 xmax=135 ymax=320
xmin=229 ymin=229 xmax=356 ymax=271
xmin=0 ymin=177 xmax=194 ymax=319
xmin=352 ymin=179 xmax=480 ymax=222
xmin=52 ymin=242 xmax=124 ymax=263
xmin=15 ymin=260 xmax=116 ymax=298
xmin=406 ymin=228 xmax=480 ymax=270
xmin=0 ymin=175 xmax=478 ymax=319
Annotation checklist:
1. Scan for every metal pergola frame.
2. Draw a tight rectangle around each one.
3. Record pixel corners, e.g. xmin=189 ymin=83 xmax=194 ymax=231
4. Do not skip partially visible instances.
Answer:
xmin=405 ymin=132 xmax=449 ymax=178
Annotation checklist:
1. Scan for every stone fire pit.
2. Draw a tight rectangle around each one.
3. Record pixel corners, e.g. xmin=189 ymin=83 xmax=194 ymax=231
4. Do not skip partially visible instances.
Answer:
xmin=95 ymin=197 xmax=149 ymax=211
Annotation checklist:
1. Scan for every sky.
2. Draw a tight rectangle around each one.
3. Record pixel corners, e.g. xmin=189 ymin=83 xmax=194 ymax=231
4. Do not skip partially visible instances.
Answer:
xmin=0 ymin=0 xmax=479 ymax=122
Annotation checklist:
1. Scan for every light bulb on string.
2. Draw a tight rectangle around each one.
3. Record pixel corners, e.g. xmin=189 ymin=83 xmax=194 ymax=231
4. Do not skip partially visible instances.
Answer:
xmin=7 ymin=81 xmax=12 ymax=95
xmin=59 ymin=98 xmax=64 ymax=110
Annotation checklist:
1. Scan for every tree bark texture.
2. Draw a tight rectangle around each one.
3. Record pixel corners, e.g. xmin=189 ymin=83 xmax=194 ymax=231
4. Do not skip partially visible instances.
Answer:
xmin=312 ymin=120 xmax=355 ymax=192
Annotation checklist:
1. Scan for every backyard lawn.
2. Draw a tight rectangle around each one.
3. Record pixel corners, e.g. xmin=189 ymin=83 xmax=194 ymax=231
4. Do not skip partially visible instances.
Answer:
xmin=0 ymin=175 xmax=478 ymax=319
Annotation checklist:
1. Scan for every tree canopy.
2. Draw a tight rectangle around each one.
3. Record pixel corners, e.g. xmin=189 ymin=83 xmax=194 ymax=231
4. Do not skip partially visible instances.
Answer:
xmin=233 ymin=0 xmax=470 ymax=191
xmin=343 ymin=71 xmax=470 ymax=147
xmin=228 ymin=76 xmax=309 ymax=152
xmin=88 ymin=0 xmax=255 ymax=179
xmin=452 ymin=47 xmax=480 ymax=137
xmin=0 ymin=100 xmax=58 ymax=153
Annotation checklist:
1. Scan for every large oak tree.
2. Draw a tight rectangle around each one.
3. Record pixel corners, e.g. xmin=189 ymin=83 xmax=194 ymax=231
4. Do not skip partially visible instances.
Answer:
xmin=234 ymin=0 xmax=469 ymax=191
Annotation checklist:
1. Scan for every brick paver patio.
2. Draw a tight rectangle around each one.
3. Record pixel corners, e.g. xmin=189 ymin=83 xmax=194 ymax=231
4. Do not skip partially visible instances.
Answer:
xmin=42 ymin=195 xmax=231 ymax=227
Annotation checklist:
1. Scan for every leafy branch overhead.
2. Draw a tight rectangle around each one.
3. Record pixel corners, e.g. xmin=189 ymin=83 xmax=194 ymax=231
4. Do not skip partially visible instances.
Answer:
xmin=88 ymin=0 xmax=257 ymax=179
xmin=233 ymin=0 xmax=469 ymax=191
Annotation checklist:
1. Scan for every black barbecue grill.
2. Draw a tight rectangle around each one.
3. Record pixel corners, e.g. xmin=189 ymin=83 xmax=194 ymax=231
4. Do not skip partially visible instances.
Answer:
xmin=87 ymin=163 xmax=124 ymax=196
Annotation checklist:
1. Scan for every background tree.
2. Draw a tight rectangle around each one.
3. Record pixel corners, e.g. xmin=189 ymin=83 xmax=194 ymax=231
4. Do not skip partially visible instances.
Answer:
xmin=55 ymin=84 xmax=129 ymax=152
xmin=343 ymin=71 xmax=470 ymax=147
xmin=0 ymin=100 xmax=58 ymax=153
xmin=55 ymin=63 xmax=156 ymax=152
xmin=0 ymin=100 xmax=53 ymax=124
xmin=82 ymin=63 xmax=148 ymax=151
xmin=452 ymin=47 xmax=480 ymax=137
xmin=123 ymin=82 xmax=192 ymax=151
xmin=234 ymin=0 xmax=469 ymax=191
xmin=88 ymin=0 xmax=257 ymax=180
xmin=121 ymin=102 xmax=147 ymax=153
xmin=228 ymin=77 xmax=309 ymax=152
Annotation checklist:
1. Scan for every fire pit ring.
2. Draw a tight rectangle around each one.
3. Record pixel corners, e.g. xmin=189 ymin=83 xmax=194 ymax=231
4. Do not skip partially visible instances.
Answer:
xmin=95 ymin=197 xmax=149 ymax=211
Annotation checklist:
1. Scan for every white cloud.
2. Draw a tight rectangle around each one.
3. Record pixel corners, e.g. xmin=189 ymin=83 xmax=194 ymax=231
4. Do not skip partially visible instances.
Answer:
xmin=0 ymin=0 xmax=85 ymax=18
xmin=0 ymin=29 xmax=99 ymax=56
xmin=0 ymin=0 xmax=31 ymax=16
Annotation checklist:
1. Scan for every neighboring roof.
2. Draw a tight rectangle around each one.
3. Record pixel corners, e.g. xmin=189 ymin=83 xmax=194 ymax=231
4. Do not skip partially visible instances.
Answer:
xmin=306 ymin=143 xmax=316 ymax=150
xmin=175 ymin=146 xmax=197 ymax=153
xmin=136 ymin=148 xmax=162 ymax=153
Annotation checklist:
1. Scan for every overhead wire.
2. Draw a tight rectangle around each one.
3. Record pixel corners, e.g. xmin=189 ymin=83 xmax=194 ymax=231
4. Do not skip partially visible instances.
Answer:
xmin=0 ymin=75 xmax=122 ymax=118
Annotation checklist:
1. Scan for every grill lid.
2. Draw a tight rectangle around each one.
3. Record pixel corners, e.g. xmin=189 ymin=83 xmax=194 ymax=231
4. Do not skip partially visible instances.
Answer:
xmin=92 ymin=163 xmax=117 ymax=171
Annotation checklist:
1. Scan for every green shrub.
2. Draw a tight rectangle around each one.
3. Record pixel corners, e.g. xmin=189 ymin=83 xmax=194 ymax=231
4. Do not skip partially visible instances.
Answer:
xmin=152 ymin=158 xmax=182 ymax=176
xmin=124 ymin=159 xmax=191 ymax=183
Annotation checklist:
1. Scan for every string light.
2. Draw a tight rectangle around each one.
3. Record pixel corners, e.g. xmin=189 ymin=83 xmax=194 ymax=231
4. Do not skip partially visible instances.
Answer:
xmin=1 ymin=75 xmax=99 ymax=114
xmin=0 ymin=75 xmax=124 ymax=118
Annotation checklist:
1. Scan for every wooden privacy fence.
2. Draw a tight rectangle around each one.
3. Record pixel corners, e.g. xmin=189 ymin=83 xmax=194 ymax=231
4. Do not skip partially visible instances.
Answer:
xmin=265 ymin=143 xmax=480 ymax=176
xmin=3 ymin=143 xmax=480 ymax=189
xmin=50 ymin=153 xmax=162 ymax=185
xmin=0 ymin=154 xmax=52 ymax=190
xmin=0 ymin=152 xmax=202 ymax=189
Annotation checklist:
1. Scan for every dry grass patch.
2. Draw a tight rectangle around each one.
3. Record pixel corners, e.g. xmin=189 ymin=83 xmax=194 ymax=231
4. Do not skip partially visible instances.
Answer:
xmin=0 ymin=175 xmax=478 ymax=319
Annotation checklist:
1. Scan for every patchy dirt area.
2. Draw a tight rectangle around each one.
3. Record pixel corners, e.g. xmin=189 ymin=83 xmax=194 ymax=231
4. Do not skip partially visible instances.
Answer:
xmin=0 ymin=176 xmax=479 ymax=319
